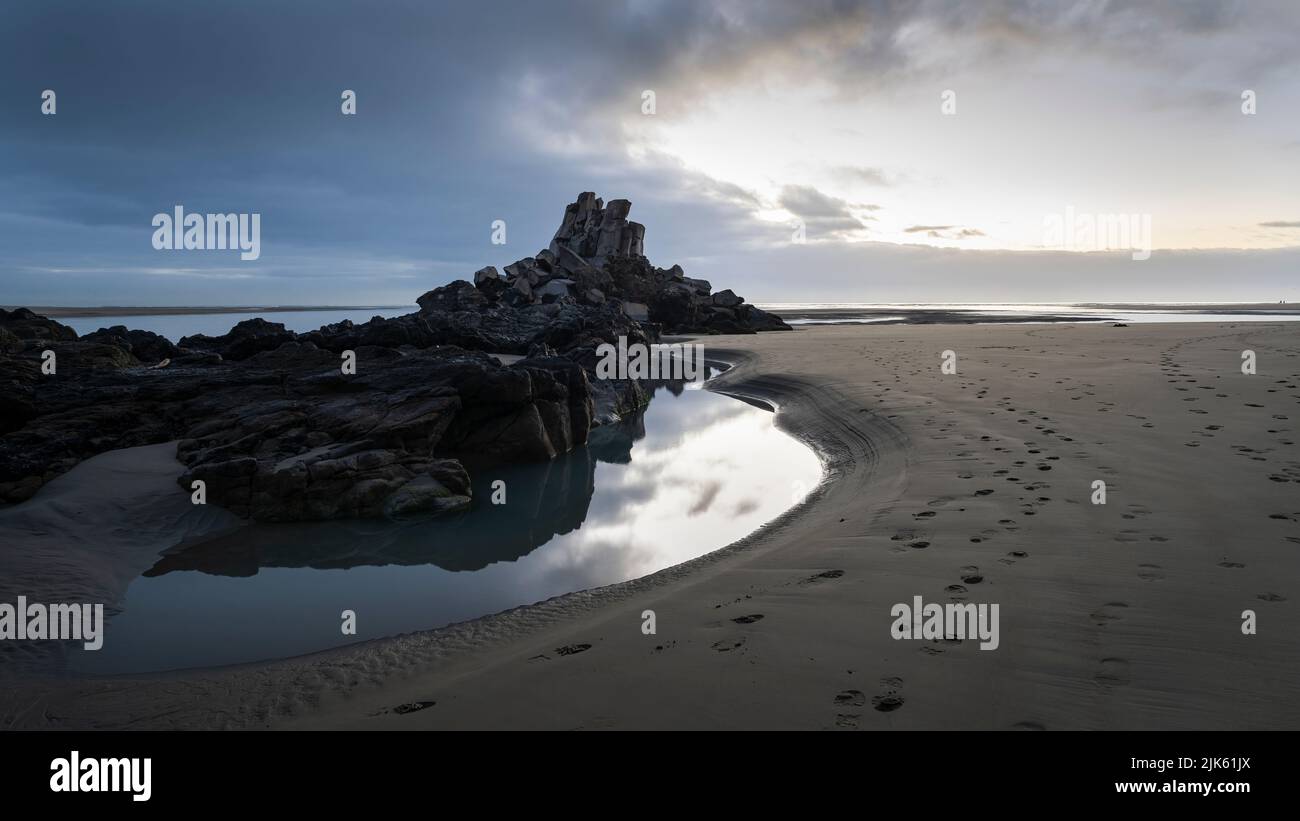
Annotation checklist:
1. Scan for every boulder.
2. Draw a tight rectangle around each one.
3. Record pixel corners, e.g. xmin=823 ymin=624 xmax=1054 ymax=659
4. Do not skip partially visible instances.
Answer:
xmin=681 ymin=276 xmax=712 ymax=296
xmin=712 ymin=289 xmax=744 ymax=308
xmin=178 ymin=317 xmax=296 ymax=361
xmin=620 ymin=301 xmax=649 ymax=322
xmin=0 ymin=308 xmax=77 ymax=342
xmin=81 ymin=325 xmax=178 ymax=362
xmin=416 ymin=279 xmax=488 ymax=314
xmin=535 ymin=279 xmax=575 ymax=301
xmin=649 ymin=283 xmax=700 ymax=332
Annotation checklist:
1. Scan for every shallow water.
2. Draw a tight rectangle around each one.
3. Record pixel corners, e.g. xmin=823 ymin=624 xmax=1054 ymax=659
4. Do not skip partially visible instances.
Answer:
xmin=786 ymin=316 xmax=907 ymax=325
xmin=70 ymin=379 xmax=821 ymax=675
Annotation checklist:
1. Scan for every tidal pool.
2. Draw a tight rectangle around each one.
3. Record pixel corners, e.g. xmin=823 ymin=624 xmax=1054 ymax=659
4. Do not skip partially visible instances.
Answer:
xmin=71 ymin=376 xmax=822 ymax=674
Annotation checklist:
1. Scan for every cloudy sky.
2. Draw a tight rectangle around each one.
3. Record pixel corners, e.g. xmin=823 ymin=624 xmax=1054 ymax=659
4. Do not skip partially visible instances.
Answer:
xmin=2 ymin=0 xmax=1298 ymax=307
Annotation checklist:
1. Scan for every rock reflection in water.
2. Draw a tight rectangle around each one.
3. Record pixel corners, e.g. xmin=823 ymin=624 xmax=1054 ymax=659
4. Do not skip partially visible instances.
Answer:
xmin=73 ymin=381 xmax=821 ymax=674
xmin=145 ymin=446 xmax=598 ymax=576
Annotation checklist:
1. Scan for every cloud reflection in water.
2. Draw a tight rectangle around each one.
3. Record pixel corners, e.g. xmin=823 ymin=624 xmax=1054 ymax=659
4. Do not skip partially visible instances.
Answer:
xmin=71 ymin=383 xmax=821 ymax=674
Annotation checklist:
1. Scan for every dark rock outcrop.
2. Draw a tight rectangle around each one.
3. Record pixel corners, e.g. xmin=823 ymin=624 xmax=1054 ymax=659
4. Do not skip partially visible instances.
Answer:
xmin=0 ymin=192 xmax=784 ymax=520
xmin=0 ymin=308 xmax=77 ymax=343
xmin=179 ymin=317 xmax=296 ymax=361
xmin=410 ymin=192 xmax=789 ymax=336
xmin=81 ymin=325 xmax=178 ymax=363
xmin=0 ymin=324 xmax=595 ymax=519
xmin=536 ymin=193 xmax=789 ymax=335
xmin=174 ymin=348 xmax=592 ymax=521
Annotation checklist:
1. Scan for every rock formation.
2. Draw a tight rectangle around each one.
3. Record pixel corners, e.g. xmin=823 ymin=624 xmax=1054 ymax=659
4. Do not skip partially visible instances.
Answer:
xmin=0 ymin=193 xmax=788 ymax=521
xmin=422 ymin=192 xmax=790 ymax=335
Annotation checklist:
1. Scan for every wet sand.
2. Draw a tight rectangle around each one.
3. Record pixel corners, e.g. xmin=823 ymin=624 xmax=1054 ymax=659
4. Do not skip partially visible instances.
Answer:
xmin=3 ymin=321 xmax=1299 ymax=729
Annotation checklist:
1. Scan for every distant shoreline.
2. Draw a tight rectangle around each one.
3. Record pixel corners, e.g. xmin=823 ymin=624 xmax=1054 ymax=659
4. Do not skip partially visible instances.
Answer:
xmin=6 ymin=305 xmax=411 ymax=318
xmin=762 ymin=302 xmax=1300 ymax=325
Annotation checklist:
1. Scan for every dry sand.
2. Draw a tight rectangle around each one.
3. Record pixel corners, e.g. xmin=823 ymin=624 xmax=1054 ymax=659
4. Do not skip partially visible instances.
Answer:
xmin=4 ymin=321 xmax=1299 ymax=729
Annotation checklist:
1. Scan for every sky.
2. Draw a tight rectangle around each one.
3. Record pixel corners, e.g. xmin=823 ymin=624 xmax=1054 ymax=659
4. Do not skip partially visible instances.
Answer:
xmin=1 ymin=0 xmax=1298 ymax=307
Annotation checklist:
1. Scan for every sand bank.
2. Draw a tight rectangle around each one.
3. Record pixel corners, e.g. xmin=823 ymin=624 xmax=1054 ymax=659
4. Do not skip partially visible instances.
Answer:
xmin=4 ymin=321 xmax=1299 ymax=729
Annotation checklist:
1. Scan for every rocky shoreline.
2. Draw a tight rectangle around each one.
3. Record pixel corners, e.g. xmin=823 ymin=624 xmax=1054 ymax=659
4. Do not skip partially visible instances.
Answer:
xmin=0 ymin=193 xmax=789 ymax=521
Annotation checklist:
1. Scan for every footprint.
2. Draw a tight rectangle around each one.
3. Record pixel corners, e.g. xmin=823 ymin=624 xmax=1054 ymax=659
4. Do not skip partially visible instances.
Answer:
xmin=556 ymin=643 xmax=592 ymax=656
xmin=731 ymin=614 xmax=765 ymax=624
xmin=872 ymin=693 xmax=905 ymax=712
xmin=1137 ymin=563 xmax=1164 ymax=581
xmin=801 ymin=569 xmax=845 ymax=584
xmin=376 ymin=700 xmax=436 ymax=716
xmin=1257 ymin=592 xmax=1287 ymax=603
xmin=1095 ymin=657 xmax=1131 ymax=686
xmin=1217 ymin=561 xmax=1245 ymax=569
xmin=711 ymin=637 xmax=746 ymax=652
xmin=834 ymin=689 xmax=865 ymax=707
xmin=1090 ymin=602 xmax=1128 ymax=625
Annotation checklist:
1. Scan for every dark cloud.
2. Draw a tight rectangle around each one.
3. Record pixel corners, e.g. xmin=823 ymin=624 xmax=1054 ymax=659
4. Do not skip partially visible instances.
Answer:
xmin=0 ymin=1 xmax=1296 ymax=305
xmin=778 ymin=184 xmax=871 ymax=238
xmin=2 ymin=1 xmax=916 ymax=304
xmin=1260 ymin=221 xmax=1300 ymax=228
xmin=780 ymin=185 xmax=857 ymax=219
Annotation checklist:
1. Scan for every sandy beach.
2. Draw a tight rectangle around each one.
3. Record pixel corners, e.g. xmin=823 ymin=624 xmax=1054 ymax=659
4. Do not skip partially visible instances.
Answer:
xmin=3 ymin=319 xmax=1298 ymax=730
